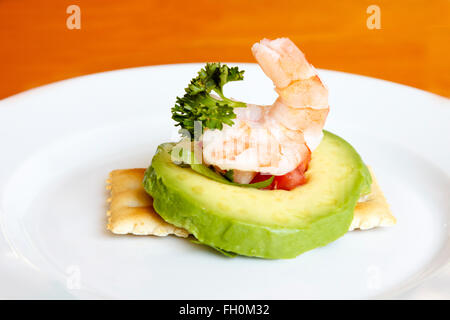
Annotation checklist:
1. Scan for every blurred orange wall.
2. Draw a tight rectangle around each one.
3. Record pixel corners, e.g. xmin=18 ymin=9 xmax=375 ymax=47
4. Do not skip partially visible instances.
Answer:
xmin=0 ymin=0 xmax=449 ymax=98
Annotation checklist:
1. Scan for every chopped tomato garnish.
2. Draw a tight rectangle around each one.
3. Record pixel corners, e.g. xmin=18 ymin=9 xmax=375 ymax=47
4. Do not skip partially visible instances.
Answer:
xmin=251 ymin=153 xmax=311 ymax=191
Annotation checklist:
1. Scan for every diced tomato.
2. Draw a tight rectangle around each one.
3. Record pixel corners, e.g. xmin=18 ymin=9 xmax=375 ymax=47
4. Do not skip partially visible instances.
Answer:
xmin=249 ymin=172 xmax=275 ymax=190
xmin=272 ymin=164 xmax=307 ymax=190
xmin=251 ymin=153 xmax=311 ymax=191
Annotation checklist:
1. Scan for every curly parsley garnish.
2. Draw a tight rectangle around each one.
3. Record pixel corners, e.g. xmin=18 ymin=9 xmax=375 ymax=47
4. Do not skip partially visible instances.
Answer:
xmin=171 ymin=63 xmax=246 ymax=137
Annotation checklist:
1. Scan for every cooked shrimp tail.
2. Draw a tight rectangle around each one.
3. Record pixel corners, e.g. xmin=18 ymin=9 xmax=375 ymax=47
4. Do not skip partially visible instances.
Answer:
xmin=202 ymin=38 xmax=329 ymax=177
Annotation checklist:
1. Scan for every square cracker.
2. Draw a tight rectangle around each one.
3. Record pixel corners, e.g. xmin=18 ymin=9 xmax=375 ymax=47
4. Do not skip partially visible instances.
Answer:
xmin=350 ymin=167 xmax=396 ymax=231
xmin=106 ymin=169 xmax=189 ymax=237
xmin=106 ymin=167 xmax=395 ymax=236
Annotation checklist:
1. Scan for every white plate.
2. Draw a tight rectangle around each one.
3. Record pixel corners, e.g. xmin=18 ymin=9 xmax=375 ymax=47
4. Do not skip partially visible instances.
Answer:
xmin=0 ymin=64 xmax=449 ymax=299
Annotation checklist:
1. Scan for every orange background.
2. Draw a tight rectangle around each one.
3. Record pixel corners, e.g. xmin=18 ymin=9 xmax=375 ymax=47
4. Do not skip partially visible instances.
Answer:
xmin=0 ymin=0 xmax=449 ymax=99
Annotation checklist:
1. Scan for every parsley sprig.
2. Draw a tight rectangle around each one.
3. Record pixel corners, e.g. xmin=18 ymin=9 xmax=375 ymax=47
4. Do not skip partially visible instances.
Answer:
xmin=171 ymin=63 xmax=246 ymax=137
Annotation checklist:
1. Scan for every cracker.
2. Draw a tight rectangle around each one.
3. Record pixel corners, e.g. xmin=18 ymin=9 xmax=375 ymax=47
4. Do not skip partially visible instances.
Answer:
xmin=106 ymin=169 xmax=189 ymax=237
xmin=350 ymin=167 xmax=396 ymax=231
xmin=106 ymin=167 xmax=395 ymax=237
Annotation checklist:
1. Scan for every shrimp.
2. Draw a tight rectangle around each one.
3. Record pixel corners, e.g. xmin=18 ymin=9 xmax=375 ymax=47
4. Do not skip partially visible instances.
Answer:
xmin=202 ymin=38 xmax=329 ymax=183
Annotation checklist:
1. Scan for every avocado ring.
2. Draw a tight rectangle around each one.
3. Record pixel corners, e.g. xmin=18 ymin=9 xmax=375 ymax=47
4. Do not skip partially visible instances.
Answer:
xmin=143 ymin=131 xmax=371 ymax=259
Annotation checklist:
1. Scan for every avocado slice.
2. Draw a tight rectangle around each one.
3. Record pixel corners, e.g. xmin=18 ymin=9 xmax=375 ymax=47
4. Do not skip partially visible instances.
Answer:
xmin=143 ymin=131 xmax=371 ymax=259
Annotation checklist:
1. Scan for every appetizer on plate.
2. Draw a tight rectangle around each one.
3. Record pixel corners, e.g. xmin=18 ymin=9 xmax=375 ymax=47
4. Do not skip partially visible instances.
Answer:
xmin=106 ymin=38 xmax=395 ymax=259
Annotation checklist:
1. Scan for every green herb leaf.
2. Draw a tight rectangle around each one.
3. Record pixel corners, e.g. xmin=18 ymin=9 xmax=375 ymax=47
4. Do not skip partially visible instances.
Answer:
xmin=171 ymin=63 xmax=246 ymax=138
xmin=224 ymin=170 xmax=234 ymax=182
xmin=170 ymin=146 xmax=273 ymax=189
